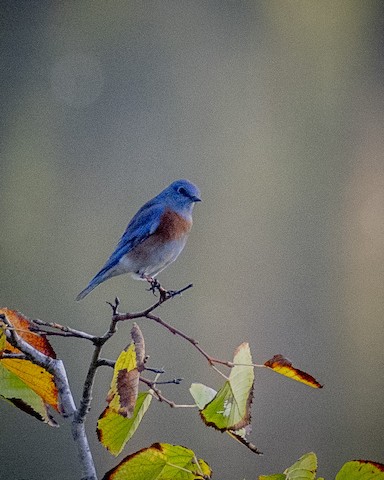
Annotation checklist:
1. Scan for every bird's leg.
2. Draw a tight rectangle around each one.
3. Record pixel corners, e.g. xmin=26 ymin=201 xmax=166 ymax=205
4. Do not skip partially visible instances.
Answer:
xmin=142 ymin=275 xmax=169 ymax=302
xmin=142 ymin=275 xmax=157 ymax=294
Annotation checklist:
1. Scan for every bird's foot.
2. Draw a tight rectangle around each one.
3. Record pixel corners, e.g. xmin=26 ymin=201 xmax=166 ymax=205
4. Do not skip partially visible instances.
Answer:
xmin=144 ymin=276 xmax=159 ymax=294
xmin=144 ymin=276 xmax=171 ymax=303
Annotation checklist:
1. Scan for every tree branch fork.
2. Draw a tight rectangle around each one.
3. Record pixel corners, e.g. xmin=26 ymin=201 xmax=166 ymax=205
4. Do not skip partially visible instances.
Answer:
xmin=1 ymin=283 xmax=246 ymax=480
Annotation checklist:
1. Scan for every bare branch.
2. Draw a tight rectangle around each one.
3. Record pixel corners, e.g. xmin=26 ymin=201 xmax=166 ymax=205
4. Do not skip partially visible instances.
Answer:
xmin=109 ymin=284 xmax=233 ymax=370
xmin=31 ymin=318 xmax=97 ymax=342
xmin=140 ymin=376 xmax=196 ymax=408
xmin=0 ymin=352 xmax=27 ymax=360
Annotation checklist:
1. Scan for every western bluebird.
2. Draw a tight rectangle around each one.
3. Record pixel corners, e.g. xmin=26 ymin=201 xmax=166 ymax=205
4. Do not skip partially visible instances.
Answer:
xmin=76 ymin=179 xmax=201 ymax=301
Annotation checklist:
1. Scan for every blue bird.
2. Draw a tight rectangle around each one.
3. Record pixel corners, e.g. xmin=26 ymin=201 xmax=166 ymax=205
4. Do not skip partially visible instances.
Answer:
xmin=76 ymin=179 xmax=201 ymax=301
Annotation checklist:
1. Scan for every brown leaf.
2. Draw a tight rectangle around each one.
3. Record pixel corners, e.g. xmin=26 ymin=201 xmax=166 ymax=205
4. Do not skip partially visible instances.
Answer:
xmin=131 ymin=323 xmax=145 ymax=370
xmin=116 ymin=368 xmax=139 ymax=418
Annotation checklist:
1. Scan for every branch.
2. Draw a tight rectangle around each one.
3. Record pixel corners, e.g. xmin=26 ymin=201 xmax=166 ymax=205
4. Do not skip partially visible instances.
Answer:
xmin=31 ymin=318 xmax=96 ymax=341
xmin=140 ymin=376 xmax=196 ymax=408
xmin=0 ymin=352 xmax=27 ymax=359
xmin=112 ymin=283 xmax=194 ymax=321
xmin=146 ymin=312 xmax=233 ymax=368
xmin=110 ymin=285 xmax=233 ymax=370
xmin=1 ymin=282 xmax=237 ymax=480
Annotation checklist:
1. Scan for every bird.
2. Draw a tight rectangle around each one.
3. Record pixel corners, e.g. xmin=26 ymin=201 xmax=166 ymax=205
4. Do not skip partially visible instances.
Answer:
xmin=76 ymin=179 xmax=201 ymax=301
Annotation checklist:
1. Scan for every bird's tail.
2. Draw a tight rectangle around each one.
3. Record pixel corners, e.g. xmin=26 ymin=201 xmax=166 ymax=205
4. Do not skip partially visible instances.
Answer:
xmin=75 ymin=281 xmax=99 ymax=301
xmin=76 ymin=263 xmax=118 ymax=301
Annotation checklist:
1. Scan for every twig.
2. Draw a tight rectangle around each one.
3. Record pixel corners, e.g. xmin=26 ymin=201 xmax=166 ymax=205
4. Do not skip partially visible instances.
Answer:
xmin=112 ymin=283 xmax=194 ymax=322
xmin=0 ymin=352 xmax=27 ymax=359
xmin=1 ymin=282 xmax=235 ymax=480
xmin=145 ymin=312 xmax=233 ymax=368
xmin=140 ymin=376 xmax=196 ymax=408
xmin=31 ymin=319 xmax=96 ymax=341
xmin=111 ymin=284 xmax=233 ymax=370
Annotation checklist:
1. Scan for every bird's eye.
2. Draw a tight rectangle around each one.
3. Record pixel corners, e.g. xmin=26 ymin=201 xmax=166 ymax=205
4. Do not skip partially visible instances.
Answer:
xmin=177 ymin=186 xmax=188 ymax=196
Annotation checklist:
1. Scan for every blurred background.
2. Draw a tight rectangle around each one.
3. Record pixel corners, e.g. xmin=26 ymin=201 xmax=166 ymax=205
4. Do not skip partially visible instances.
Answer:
xmin=1 ymin=1 xmax=384 ymax=479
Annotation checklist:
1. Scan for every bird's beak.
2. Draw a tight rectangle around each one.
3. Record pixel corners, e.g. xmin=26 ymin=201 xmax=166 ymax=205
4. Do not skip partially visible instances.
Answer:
xmin=192 ymin=196 xmax=202 ymax=203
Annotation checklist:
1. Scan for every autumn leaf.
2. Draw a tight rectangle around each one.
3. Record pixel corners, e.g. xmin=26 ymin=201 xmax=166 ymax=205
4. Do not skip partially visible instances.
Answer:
xmin=102 ymin=443 xmax=212 ymax=480
xmin=0 ymin=363 xmax=57 ymax=425
xmin=107 ymin=342 xmax=139 ymax=418
xmin=97 ymin=324 xmax=152 ymax=455
xmin=130 ymin=322 xmax=146 ymax=370
xmin=335 ymin=460 xmax=384 ymax=480
xmin=0 ymin=308 xmax=59 ymax=419
xmin=0 ymin=308 xmax=56 ymax=358
xmin=1 ymin=357 xmax=59 ymax=410
xmin=264 ymin=355 xmax=323 ymax=388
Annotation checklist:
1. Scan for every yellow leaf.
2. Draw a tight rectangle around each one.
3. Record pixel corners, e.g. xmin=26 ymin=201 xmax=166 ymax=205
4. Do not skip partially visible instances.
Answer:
xmin=0 ymin=364 xmax=57 ymax=425
xmin=264 ymin=355 xmax=323 ymax=388
xmin=1 ymin=358 xmax=59 ymax=410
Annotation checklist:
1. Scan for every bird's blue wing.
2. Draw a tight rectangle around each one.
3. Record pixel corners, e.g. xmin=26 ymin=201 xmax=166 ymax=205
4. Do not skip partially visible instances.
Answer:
xmin=75 ymin=201 xmax=165 ymax=300
xmin=106 ymin=200 xmax=165 ymax=267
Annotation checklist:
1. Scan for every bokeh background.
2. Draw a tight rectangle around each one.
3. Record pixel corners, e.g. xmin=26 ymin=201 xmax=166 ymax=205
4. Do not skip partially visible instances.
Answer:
xmin=1 ymin=1 xmax=384 ymax=479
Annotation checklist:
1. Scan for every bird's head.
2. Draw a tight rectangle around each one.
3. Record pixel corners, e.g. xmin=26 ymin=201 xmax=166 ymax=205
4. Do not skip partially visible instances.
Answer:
xmin=164 ymin=179 xmax=201 ymax=211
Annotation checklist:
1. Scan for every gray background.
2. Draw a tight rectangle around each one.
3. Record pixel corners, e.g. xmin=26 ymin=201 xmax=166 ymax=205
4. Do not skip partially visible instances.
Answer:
xmin=1 ymin=1 xmax=384 ymax=479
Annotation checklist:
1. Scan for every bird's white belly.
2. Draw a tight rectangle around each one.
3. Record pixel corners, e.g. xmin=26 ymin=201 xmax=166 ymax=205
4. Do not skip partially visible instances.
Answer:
xmin=118 ymin=236 xmax=188 ymax=279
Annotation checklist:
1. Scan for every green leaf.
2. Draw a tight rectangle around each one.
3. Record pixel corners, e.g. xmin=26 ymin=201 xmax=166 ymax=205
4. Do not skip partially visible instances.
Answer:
xmin=190 ymin=382 xmax=261 ymax=454
xmin=0 ymin=364 xmax=57 ymax=426
xmin=200 ymin=342 xmax=254 ymax=430
xmin=335 ymin=460 xmax=384 ymax=480
xmin=189 ymin=383 xmax=216 ymax=409
xmin=97 ymin=391 xmax=153 ymax=456
xmin=284 ymin=452 xmax=317 ymax=480
xmin=260 ymin=453 xmax=317 ymax=480
xmin=102 ymin=443 xmax=212 ymax=480
xmin=259 ymin=475 xmax=286 ymax=480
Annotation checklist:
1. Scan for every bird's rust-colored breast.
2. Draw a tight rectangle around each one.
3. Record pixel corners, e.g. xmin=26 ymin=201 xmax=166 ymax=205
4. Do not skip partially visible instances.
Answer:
xmin=155 ymin=208 xmax=192 ymax=241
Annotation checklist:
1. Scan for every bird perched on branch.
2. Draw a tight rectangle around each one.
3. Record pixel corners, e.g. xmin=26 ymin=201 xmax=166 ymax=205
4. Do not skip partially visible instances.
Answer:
xmin=76 ymin=179 xmax=201 ymax=301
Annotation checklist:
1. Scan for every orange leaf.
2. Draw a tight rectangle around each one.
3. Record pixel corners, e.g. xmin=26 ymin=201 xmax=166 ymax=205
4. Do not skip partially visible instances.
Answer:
xmin=0 ymin=308 xmax=56 ymax=358
xmin=264 ymin=354 xmax=323 ymax=388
